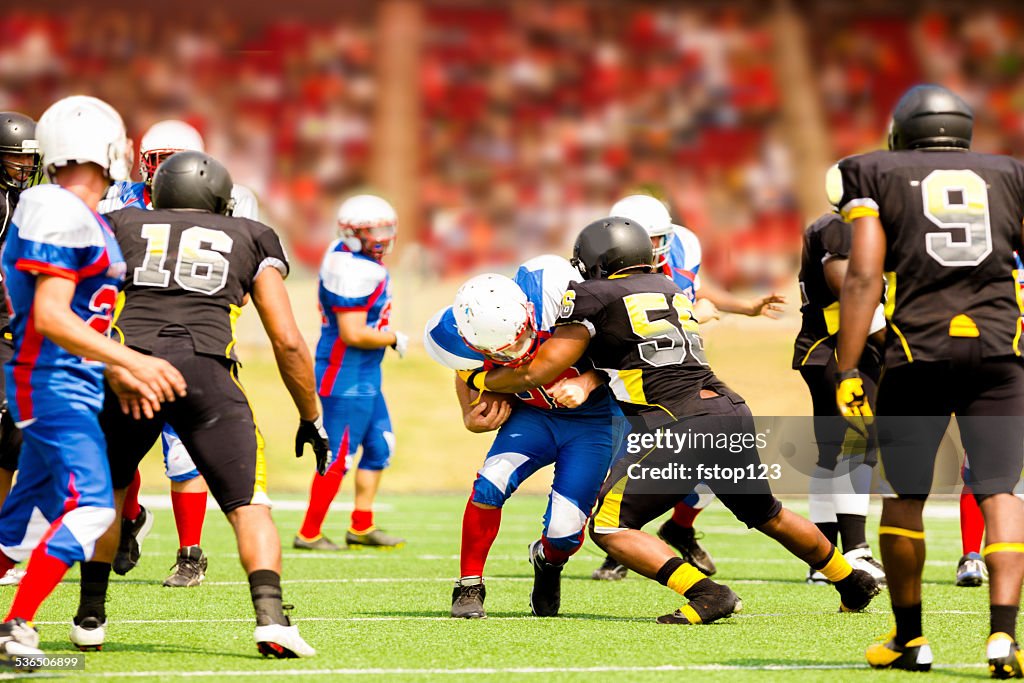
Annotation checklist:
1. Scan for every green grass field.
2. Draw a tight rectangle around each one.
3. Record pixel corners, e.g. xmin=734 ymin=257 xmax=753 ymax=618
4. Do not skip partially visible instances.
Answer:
xmin=0 ymin=495 xmax=999 ymax=682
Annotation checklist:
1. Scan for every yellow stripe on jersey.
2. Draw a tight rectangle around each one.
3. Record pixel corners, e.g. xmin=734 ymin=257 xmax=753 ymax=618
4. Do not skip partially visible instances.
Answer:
xmin=225 ymin=303 xmax=243 ymax=358
xmin=1014 ymin=267 xmax=1024 ymax=356
xmin=882 ymin=271 xmax=914 ymax=362
xmin=111 ymin=291 xmax=127 ymax=344
xmin=842 ymin=205 xmax=880 ymax=222
xmin=800 ymin=336 xmax=829 ymax=367
xmin=618 ymin=368 xmax=647 ymax=404
xmin=229 ymin=365 xmax=269 ymax=504
xmin=949 ymin=314 xmax=980 ymax=338
xmin=889 ymin=324 xmax=914 ymax=363
xmin=592 ymin=475 xmax=629 ymax=531
xmin=823 ymin=301 xmax=840 ymax=336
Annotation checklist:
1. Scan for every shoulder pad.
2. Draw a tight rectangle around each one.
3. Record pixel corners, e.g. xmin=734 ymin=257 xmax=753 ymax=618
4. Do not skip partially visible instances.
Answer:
xmin=13 ymin=185 xmax=103 ymax=248
xmin=320 ymin=248 xmax=387 ymax=299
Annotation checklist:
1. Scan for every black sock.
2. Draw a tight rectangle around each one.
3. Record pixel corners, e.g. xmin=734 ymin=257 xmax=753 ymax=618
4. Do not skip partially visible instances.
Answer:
xmin=249 ymin=570 xmax=287 ymax=626
xmin=655 ymin=557 xmax=685 ymax=586
xmin=893 ymin=603 xmax=923 ymax=646
xmin=815 ymin=522 xmax=839 ymax=547
xmin=77 ymin=561 xmax=110 ymax=623
xmin=991 ymin=604 xmax=1019 ymax=638
xmin=836 ymin=514 xmax=868 ymax=553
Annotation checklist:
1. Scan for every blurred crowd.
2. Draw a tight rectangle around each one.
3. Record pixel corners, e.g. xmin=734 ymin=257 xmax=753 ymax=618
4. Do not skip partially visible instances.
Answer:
xmin=2 ymin=4 xmax=1023 ymax=285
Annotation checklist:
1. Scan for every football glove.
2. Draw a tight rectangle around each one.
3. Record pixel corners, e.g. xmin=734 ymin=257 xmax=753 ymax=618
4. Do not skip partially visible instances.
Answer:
xmin=836 ymin=369 xmax=874 ymax=437
xmin=391 ymin=331 xmax=409 ymax=359
xmin=296 ymin=416 xmax=331 ymax=476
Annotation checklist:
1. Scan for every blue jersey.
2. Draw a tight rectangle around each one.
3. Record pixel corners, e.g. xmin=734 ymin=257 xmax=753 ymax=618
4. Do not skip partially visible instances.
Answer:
xmin=659 ymin=225 xmax=703 ymax=302
xmin=3 ymin=185 xmax=126 ymax=424
xmin=316 ymin=240 xmax=393 ymax=397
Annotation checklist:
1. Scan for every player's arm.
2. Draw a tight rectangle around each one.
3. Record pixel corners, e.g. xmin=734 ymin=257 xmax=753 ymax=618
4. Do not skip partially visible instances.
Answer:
xmin=548 ymin=368 xmax=605 ymax=409
xmin=337 ymin=311 xmax=403 ymax=351
xmin=454 ymin=373 xmax=512 ymax=433
xmin=463 ymin=324 xmax=591 ymax=394
xmin=837 ymin=216 xmax=885 ymax=371
xmin=696 ymin=281 xmax=785 ymax=318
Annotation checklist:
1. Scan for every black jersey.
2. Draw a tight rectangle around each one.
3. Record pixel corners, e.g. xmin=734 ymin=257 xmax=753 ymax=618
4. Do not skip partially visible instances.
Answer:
xmin=556 ymin=272 xmax=739 ymax=419
xmin=793 ymin=213 xmax=850 ymax=368
xmin=839 ymin=149 xmax=1024 ymax=367
xmin=0 ymin=186 xmax=24 ymax=333
xmin=106 ymin=208 xmax=289 ymax=360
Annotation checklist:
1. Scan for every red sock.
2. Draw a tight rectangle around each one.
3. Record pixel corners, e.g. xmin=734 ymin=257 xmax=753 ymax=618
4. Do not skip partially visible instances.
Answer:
xmin=540 ymin=536 xmax=576 ymax=565
xmin=171 ymin=490 xmax=207 ymax=548
xmin=960 ymin=485 xmax=985 ymax=555
xmin=298 ymin=450 xmax=346 ymax=540
xmin=122 ymin=470 xmax=142 ymax=522
xmin=460 ymin=496 xmax=502 ymax=578
xmin=350 ymin=508 xmax=374 ymax=533
xmin=5 ymin=546 xmax=70 ymax=622
xmin=670 ymin=502 xmax=701 ymax=529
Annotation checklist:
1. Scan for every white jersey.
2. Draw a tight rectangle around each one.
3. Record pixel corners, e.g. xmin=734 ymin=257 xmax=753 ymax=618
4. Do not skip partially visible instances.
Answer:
xmin=98 ymin=180 xmax=259 ymax=219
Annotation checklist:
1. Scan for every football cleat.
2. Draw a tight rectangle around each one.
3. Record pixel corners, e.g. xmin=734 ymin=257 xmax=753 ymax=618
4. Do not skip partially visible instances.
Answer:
xmin=254 ymin=623 xmax=316 ymax=658
xmin=988 ymin=632 xmax=1024 ymax=679
xmin=451 ymin=577 xmax=487 ymax=619
xmin=658 ymin=521 xmax=716 ymax=576
xmin=656 ymin=581 xmax=742 ymax=625
xmin=806 ymin=567 xmax=829 ymax=585
xmin=845 ymin=547 xmax=887 ymax=588
xmin=345 ymin=529 xmax=405 ymax=549
xmin=163 ymin=545 xmax=208 ymax=588
xmin=836 ymin=568 xmax=882 ymax=612
xmin=957 ymin=552 xmax=987 ymax=588
xmin=113 ymin=505 xmax=154 ymax=575
xmin=866 ymin=633 xmax=933 ymax=672
xmin=0 ymin=568 xmax=25 ymax=586
xmin=292 ymin=534 xmax=341 ymax=551
xmin=528 ymin=540 xmax=563 ymax=617
xmin=0 ymin=618 xmax=43 ymax=669
xmin=592 ymin=556 xmax=628 ymax=581
xmin=69 ymin=616 xmax=106 ymax=652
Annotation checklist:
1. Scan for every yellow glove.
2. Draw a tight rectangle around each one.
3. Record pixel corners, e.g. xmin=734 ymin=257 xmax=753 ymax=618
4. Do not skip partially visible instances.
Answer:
xmin=457 ymin=368 xmax=489 ymax=392
xmin=835 ymin=369 xmax=873 ymax=437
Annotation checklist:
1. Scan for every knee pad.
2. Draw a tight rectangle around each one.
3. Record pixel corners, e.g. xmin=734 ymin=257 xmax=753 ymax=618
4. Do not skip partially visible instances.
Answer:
xmin=544 ymin=490 xmax=588 ymax=549
xmin=471 ymin=476 xmax=510 ymax=509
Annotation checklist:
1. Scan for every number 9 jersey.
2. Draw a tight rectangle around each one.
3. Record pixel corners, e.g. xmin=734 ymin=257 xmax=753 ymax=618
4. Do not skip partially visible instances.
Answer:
xmin=104 ymin=207 xmax=289 ymax=360
xmin=838 ymin=149 xmax=1024 ymax=366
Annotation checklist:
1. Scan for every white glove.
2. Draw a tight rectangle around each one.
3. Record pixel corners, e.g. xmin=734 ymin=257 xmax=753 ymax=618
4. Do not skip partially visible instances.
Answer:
xmin=391 ymin=331 xmax=409 ymax=359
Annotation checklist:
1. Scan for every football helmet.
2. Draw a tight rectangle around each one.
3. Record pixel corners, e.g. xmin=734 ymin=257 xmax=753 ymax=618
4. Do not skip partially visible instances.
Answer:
xmin=825 ymin=163 xmax=843 ymax=210
xmin=337 ymin=194 xmax=397 ymax=262
xmin=453 ymin=274 xmax=537 ymax=366
xmin=0 ymin=112 xmax=41 ymax=191
xmin=36 ymin=96 xmax=128 ymax=181
xmin=887 ymin=84 xmax=972 ymax=151
xmin=151 ymin=151 xmax=234 ymax=215
xmin=572 ymin=217 xmax=654 ymax=280
xmin=139 ymin=120 xmax=205 ymax=185
xmin=609 ymin=194 xmax=674 ymax=267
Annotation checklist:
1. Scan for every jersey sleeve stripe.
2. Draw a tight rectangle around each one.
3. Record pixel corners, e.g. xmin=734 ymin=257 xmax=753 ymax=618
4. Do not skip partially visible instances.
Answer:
xmin=255 ymin=257 xmax=288 ymax=280
xmin=840 ymin=198 xmax=880 ymax=221
xmin=14 ymin=259 xmax=78 ymax=282
xmin=330 ymin=278 xmax=387 ymax=313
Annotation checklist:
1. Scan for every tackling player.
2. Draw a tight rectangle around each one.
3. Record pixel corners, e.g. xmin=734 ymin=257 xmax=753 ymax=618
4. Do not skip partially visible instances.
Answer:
xmin=0 ymin=96 xmax=185 ymax=666
xmin=294 ymin=195 xmax=408 ymax=550
xmin=837 ymin=84 xmax=1024 ymax=675
xmin=0 ymin=112 xmax=41 ymax=588
xmin=471 ymin=218 xmax=880 ymax=624
xmin=425 ymin=256 xmax=619 ymax=618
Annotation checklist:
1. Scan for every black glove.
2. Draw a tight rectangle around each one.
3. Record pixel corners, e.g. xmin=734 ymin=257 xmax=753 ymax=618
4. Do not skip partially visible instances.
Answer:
xmin=295 ymin=416 xmax=331 ymax=476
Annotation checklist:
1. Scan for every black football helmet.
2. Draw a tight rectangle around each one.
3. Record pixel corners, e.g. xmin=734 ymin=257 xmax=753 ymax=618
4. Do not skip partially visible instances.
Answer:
xmin=0 ymin=112 xmax=41 ymax=191
xmin=888 ymin=84 xmax=973 ymax=151
xmin=151 ymin=151 xmax=234 ymax=215
xmin=571 ymin=216 xmax=654 ymax=280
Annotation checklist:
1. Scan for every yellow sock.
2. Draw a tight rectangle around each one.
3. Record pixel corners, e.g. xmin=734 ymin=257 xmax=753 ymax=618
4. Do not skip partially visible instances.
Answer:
xmin=818 ymin=548 xmax=853 ymax=583
xmin=666 ymin=562 xmax=706 ymax=596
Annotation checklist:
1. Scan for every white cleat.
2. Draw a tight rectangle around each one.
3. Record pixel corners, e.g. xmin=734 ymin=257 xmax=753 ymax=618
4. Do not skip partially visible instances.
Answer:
xmin=69 ymin=616 xmax=106 ymax=651
xmin=0 ymin=568 xmax=25 ymax=586
xmin=0 ymin=618 xmax=43 ymax=669
xmin=845 ymin=547 xmax=887 ymax=588
xmin=806 ymin=568 xmax=829 ymax=585
xmin=254 ymin=624 xmax=316 ymax=658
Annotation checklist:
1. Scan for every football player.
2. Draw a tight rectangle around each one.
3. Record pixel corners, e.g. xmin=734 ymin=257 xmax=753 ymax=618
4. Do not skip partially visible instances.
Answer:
xmin=470 ymin=218 xmax=880 ymax=624
xmin=97 ymin=119 xmax=259 ymax=587
xmin=424 ymin=255 xmax=619 ymax=618
xmin=0 ymin=112 xmax=41 ymax=588
xmin=793 ymin=166 xmax=886 ymax=586
xmin=0 ymin=96 xmax=185 ymax=667
xmin=66 ymin=150 xmax=327 ymax=657
xmin=837 ymin=84 xmax=1024 ymax=675
xmin=294 ymin=195 xmax=408 ymax=550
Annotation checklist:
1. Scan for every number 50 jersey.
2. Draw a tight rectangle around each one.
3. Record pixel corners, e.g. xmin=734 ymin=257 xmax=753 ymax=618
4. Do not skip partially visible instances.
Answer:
xmin=104 ymin=207 xmax=289 ymax=360
xmin=839 ymin=150 xmax=1024 ymax=366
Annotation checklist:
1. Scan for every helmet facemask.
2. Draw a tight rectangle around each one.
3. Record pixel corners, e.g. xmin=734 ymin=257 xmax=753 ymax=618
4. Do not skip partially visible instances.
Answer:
xmin=462 ymin=302 xmax=538 ymax=367
xmin=651 ymin=234 xmax=671 ymax=268
xmin=343 ymin=221 xmax=397 ymax=262
xmin=142 ymin=149 xmax=184 ymax=187
xmin=0 ymin=150 xmax=42 ymax=191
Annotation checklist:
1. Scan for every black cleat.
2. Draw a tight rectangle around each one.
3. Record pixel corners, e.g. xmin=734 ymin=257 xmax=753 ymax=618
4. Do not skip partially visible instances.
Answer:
xmin=163 ymin=545 xmax=208 ymax=587
xmin=866 ymin=633 xmax=933 ymax=671
xmin=528 ymin=540 xmax=563 ymax=617
xmin=592 ymin=556 xmax=628 ymax=581
xmin=836 ymin=568 xmax=882 ymax=612
xmin=957 ymin=552 xmax=986 ymax=587
xmin=451 ymin=578 xmax=486 ymax=619
xmin=345 ymin=529 xmax=406 ymax=549
xmin=656 ymin=580 xmax=742 ymax=624
xmin=112 ymin=505 xmax=154 ymax=576
xmin=988 ymin=633 xmax=1024 ymax=679
xmin=293 ymin=534 xmax=341 ymax=551
xmin=658 ymin=521 xmax=716 ymax=576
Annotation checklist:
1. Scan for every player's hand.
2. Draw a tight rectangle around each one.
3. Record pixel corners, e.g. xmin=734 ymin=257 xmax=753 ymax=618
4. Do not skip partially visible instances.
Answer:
xmin=748 ymin=292 xmax=786 ymax=318
xmin=296 ymin=415 xmax=331 ymax=475
xmin=463 ymin=395 xmax=512 ymax=433
xmin=124 ymin=354 xmax=188 ymax=404
xmin=549 ymin=377 xmax=590 ymax=409
xmin=836 ymin=369 xmax=874 ymax=437
xmin=391 ymin=331 xmax=409 ymax=359
xmin=692 ymin=298 xmax=720 ymax=324
xmin=106 ymin=366 xmax=160 ymax=419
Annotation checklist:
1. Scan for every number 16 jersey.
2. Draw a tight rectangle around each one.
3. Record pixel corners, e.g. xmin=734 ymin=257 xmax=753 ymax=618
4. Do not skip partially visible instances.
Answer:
xmin=839 ymin=149 xmax=1024 ymax=366
xmin=104 ymin=207 xmax=289 ymax=361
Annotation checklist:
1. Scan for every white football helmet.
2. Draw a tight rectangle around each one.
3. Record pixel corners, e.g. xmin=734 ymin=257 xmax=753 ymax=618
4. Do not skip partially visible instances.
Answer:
xmin=337 ymin=194 xmax=398 ymax=261
xmin=609 ymin=194 xmax=674 ymax=267
xmin=825 ymin=163 xmax=843 ymax=211
xmin=453 ymin=274 xmax=537 ymax=366
xmin=139 ymin=120 xmax=205 ymax=184
xmin=36 ymin=95 xmax=128 ymax=181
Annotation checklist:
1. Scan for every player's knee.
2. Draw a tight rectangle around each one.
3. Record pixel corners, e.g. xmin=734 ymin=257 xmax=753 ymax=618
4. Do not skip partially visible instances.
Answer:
xmin=470 ymin=482 xmax=507 ymax=509
xmin=738 ymin=496 xmax=783 ymax=530
xmin=67 ymin=505 xmax=117 ymax=548
xmin=545 ymin=491 xmax=588 ymax=543
xmin=474 ymin=452 xmax=527 ymax=505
